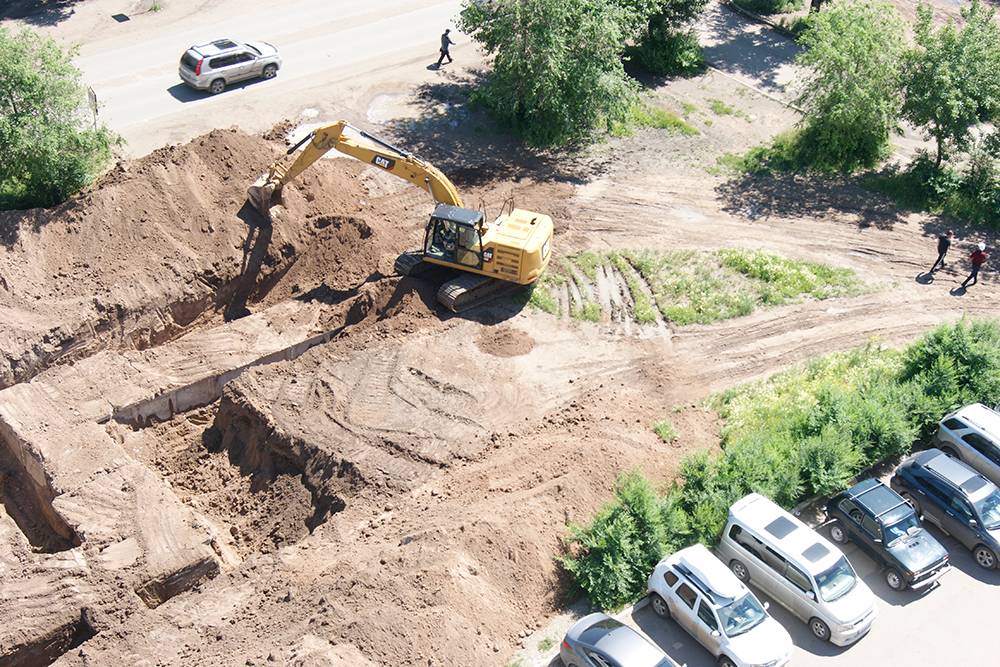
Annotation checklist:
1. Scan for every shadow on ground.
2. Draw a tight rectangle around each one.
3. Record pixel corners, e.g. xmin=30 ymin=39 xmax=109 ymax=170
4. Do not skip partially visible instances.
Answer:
xmin=716 ymin=172 xmax=910 ymax=229
xmin=0 ymin=0 xmax=85 ymax=24
xmin=381 ymin=70 xmax=607 ymax=191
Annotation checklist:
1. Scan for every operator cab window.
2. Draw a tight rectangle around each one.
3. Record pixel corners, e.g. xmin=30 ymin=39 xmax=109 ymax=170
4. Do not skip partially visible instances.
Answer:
xmin=424 ymin=206 xmax=484 ymax=268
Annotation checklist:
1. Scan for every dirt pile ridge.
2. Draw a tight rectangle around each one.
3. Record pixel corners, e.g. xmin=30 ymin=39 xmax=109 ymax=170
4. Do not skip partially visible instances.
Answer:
xmin=0 ymin=127 xmax=402 ymax=389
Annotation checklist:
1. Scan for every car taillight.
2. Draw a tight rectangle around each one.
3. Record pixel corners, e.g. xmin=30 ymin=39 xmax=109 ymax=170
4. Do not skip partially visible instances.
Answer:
xmin=194 ymin=59 xmax=203 ymax=75
xmin=561 ymin=639 xmax=570 ymax=649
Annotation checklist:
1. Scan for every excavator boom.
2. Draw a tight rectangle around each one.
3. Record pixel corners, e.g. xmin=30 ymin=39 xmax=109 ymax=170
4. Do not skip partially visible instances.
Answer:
xmin=248 ymin=121 xmax=462 ymax=215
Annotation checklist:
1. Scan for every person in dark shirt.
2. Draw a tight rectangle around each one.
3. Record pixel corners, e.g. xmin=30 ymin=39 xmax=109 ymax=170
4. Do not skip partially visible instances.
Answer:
xmin=961 ymin=242 xmax=989 ymax=288
xmin=437 ymin=29 xmax=455 ymax=66
xmin=929 ymin=229 xmax=952 ymax=273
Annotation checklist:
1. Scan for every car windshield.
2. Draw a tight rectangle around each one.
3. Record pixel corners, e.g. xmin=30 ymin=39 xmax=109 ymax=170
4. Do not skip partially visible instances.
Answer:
xmin=717 ymin=593 xmax=767 ymax=637
xmin=973 ymin=489 xmax=1000 ymax=530
xmin=815 ymin=556 xmax=857 ymax=602
xmin=884 ymin=513 xmax=920 ymax=544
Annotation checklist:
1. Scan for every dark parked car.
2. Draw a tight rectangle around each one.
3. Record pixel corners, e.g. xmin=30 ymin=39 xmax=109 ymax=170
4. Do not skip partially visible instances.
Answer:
xmin=826 ymin=478 xmax=950 ymax=591
xmin=891 ymin=448 xmax=1000 ymax=570
xmin=560 ymin=613 xmax=679 ymax=667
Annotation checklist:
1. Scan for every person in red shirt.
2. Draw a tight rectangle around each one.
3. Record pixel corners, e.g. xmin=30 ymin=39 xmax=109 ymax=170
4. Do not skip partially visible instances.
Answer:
xmin=962 ymin=242 xmax=989 ymax=288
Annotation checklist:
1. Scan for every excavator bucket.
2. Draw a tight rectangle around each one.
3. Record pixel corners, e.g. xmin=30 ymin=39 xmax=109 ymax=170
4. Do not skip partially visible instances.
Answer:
xmin=246 ymin=175 xmax=277 ymax=220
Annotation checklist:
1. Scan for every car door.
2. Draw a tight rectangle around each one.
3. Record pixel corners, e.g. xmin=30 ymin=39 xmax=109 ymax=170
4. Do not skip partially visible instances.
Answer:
xmin=207 ymin=54 xmax=239 ymax=82
xmin=231 ymin=52 xmax=257 ymax=81
xmin=940 ymin=493 xmax=978 ymax=549
xmin=670 ymin=582 xmax=701 ymax=638
xmin=857 ymin=514 xmax=886 ymax=565
xmin=836 ymin=499 xmax=868 ymax=546
xmin=908 ymin=469 xmax=948 ymax=529
xmin=694 ymin=600 xmax=723 ymax=657
xmin=937 ymin=417 xmax=968 ymax=452
xmin=961 ymin=433 xmax=1000 ymax=487
xmin=775 ymin=554 xmax=817 ymax=621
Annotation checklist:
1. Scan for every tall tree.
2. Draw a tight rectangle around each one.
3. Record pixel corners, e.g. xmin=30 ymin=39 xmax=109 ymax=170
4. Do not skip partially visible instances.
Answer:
xmin=459 ymin=0 xmax=641 ymax=146
xmin=901 ymin=0 xmax=1000 ymax=168
xmin=795 ymin=0 xmax=906 ymax=171
xmin=0 ymin=26 xmax=118 ymax=209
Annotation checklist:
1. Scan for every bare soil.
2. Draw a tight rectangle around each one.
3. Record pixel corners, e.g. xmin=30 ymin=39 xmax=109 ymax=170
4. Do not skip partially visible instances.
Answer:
xmin=1 ymin=43 xmax=999 ymax=667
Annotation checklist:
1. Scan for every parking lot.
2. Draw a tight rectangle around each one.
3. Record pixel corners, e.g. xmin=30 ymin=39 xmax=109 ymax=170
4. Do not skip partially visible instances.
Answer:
xmin=617 ymin=523 xmax=1000 ymax=667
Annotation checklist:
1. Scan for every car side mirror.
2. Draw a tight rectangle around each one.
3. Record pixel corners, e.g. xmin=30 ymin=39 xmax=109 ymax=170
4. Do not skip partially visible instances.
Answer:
xmin=763 ymin=601 xmax=770 ymax=611
xmin=873 ymin=537 xmax=883 ymax=545
xmin=969 ymin=518 xmax=979 ymax=528
xmin=710 ymin=630 xmax=721 ymax=638
xmin=807 ymin=590 xmax=816 ymax=601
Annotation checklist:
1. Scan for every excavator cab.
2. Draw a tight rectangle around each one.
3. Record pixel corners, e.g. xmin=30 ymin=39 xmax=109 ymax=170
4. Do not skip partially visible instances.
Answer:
xmin=423 ymin=203 xmax=485 ymax=269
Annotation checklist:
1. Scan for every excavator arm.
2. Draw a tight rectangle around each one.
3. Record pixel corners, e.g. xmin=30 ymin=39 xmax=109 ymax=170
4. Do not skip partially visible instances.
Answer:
xmin=248 ymin=120 xmax=463 ymax=216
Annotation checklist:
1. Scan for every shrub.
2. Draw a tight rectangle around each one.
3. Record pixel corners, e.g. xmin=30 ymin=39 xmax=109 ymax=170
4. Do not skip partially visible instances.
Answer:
xmin=732 ymin=0 xmax=801 ymax=16
xmin=628 ymin=30 xmax=705 ymax=76
xmin=560 ymin=472 xmax=671 ymax=609
xmin=653 ymin=418 xmax=677 ymax=442
xmin=0 ymin=26 xmax=119 ymax=211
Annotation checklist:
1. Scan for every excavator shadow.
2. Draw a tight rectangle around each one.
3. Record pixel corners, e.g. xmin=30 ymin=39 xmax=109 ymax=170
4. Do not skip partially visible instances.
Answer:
xmin=223 ymin=202 xmax=273 ymax=321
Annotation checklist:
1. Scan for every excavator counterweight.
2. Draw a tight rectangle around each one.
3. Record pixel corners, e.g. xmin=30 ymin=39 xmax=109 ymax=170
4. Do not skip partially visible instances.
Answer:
xmin=247 ymin=120 xmax=553 ymax=312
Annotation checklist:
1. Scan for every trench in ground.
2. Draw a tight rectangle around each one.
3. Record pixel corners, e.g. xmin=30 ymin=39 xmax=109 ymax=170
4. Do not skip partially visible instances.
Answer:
xmin=2 ymin=609 xmax=97 ymax=667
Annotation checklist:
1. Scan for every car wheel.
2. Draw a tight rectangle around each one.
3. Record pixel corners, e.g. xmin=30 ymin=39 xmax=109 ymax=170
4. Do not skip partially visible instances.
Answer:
xmin=718 ymin=656 xmax=737 ymax=667
xmin=829 ymin=521 xmax=848 ymax=544
xmin=729 ymin=559 xmax=750 ymax=583
xmin=885 ymin=567 xmax=905 ymax=591
xmin=940 ymin=446 xmax=958 ymax=458
xmin=263 ymin=64 xmax=278 ymax=79
xmin=974 ymin=545 xmax=997 ymax=569
xmin=650 ymin=593 xmax=670 ymax=619
xmin=809 ymin=617 xmax=831 ymax=642
xmin=209 ymin=78 xmax=226 ymax=94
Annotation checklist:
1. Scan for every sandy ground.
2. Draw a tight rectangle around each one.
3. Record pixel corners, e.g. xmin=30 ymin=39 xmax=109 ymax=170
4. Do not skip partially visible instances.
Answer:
xmin=0 ymin=3 xmax=999 ymax=667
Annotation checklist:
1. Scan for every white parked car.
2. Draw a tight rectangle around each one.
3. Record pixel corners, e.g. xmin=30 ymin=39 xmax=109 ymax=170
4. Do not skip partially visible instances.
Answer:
xmin=647 ymin=543 xmax=793 ymax=667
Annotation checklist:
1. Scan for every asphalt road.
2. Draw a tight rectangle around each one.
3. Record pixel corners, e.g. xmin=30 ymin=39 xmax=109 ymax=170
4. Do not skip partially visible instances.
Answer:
xmin=624 ymin=523 xmax=1000 ymax=667
xmin=7 ymin=0 xmax=465 ymax=156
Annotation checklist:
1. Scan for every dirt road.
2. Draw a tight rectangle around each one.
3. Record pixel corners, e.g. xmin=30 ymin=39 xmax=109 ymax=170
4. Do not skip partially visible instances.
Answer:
xmin=2 ymin=0 xmax=466 ymax=157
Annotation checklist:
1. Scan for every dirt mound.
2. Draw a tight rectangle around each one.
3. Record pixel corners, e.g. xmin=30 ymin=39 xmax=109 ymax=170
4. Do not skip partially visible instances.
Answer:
xmin=475 ymin=325 xmax=535 ymax=357
xmin=0 ymin=128 xmax=404 ymax=389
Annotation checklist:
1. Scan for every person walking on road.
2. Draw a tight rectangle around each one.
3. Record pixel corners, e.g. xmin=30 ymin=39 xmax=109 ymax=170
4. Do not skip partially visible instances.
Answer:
xmin=929 ymin=229 xmax=952 ymax=273
xmin=437 ymin=29 xmax=455 ymax=66
xmin=961 ymin=242 xmax=989 ymax=288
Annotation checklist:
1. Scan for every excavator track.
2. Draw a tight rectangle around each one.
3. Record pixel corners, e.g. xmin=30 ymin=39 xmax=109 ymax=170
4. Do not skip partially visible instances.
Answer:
xmin=436 ymin=273 xmax=522 ymax=313
xmin=393 ymin=251 xmax=428 ymax=277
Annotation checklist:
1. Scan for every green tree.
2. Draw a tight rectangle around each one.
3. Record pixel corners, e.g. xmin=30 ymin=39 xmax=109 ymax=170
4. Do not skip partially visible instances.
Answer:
xmin=628 ymin=0 xmax=708 ymax=75
xmin=0 ymin=26 xmax=118 ymax=210
xmin=459 ymin=0 xmax=640 ymax=145
xmin=795 ymin=0 xmax=906 ymax=171
xmin=901 ymin=1 xmax=1000 ymax=168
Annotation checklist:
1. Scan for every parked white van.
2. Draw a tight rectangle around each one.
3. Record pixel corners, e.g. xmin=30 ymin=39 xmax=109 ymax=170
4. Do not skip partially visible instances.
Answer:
xmin=716 ymin=493 xmax=877 ymax=646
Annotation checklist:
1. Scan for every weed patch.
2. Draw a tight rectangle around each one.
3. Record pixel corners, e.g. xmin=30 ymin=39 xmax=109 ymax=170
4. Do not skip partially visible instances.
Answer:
xmin=653 ymin=419 xmax=677 ymax=443
xmin=630 ymin=104 xmax=699 ymax=136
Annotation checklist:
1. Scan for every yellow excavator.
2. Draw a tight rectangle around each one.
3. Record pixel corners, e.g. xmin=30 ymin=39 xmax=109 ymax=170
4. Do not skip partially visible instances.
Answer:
xmin=247 ymin=120 xmax=553 ymax=312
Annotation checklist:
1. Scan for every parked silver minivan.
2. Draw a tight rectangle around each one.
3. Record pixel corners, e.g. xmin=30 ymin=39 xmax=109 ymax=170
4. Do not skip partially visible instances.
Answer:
xmin=935 ymin=403 xmax=1000 ymax=487
xmin=178 ymin=39 xmax=281 ymax=95
xmin=716 ymin=493 xmax=877 ymax=646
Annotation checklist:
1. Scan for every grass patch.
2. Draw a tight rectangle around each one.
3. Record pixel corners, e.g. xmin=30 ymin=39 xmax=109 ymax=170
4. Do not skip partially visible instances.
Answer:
xmin=527 ymin=249 xmax=865 ymax=325
xmin=571 ymin=301 xmax=603 ymax=322
xmin=538 ymin=637 xmax=556 ymax=652
xmin=653 ymin=418 xmax=677 ymax=443
xmin=631 ymin=104 xmax=699 ymax=136
xmin=681 ymin=101 xmax=698 ymax=116
xmin=708 ymin=152 xmax=752 ymax=176
xmin=562 ymin=319 xmax=1000 ymax=610
xmin=707 ymin=98 xmax=752 ymax=122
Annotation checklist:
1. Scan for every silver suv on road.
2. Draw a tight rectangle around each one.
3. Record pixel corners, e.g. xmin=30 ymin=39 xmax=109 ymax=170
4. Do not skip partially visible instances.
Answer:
xmin=179 ymin=39 xmax=281 ymax=95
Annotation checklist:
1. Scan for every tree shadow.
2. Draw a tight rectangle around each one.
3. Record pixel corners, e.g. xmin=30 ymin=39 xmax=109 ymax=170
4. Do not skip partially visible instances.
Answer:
xmin=698 ymin=2 xmax=801 ymax=96
xmin=380 ymin=70 xmax=604 ymax=191
xmin=715 ymin=172 xmax=909 ymax=229
xmin=0 ymin=0 xmax=86 ymax=25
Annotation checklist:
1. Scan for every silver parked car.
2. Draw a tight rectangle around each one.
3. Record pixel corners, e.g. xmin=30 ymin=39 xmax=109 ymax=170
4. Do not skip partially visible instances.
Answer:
xmin=935 ymin=403 xmax=1000 ymax=487
xmin=178 ymin=39 xmax=281 ymax=94
xmin=560 ymin=613 xmax=679 ymax=667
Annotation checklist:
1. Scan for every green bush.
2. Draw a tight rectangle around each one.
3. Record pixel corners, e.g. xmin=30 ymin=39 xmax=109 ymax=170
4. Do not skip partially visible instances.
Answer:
xmin=560 ymin=472 xmax=672 ymax=610
xmin=1 ymin=26 xmax=119 ymax=212
xmin=732 ymin=0 xmax=801 ymax=16
xmin=564 ymin=320 xmax=1000 ymax=609
xmin=627 ymin=30 xmax=705 ymax=76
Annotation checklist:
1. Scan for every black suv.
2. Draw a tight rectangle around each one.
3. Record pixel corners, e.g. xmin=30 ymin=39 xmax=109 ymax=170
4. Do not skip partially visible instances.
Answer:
xmin=827 ymin=478 xmax=950 ymax=591
xmin=891 ymin=448 xmax=1000 ymax=570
